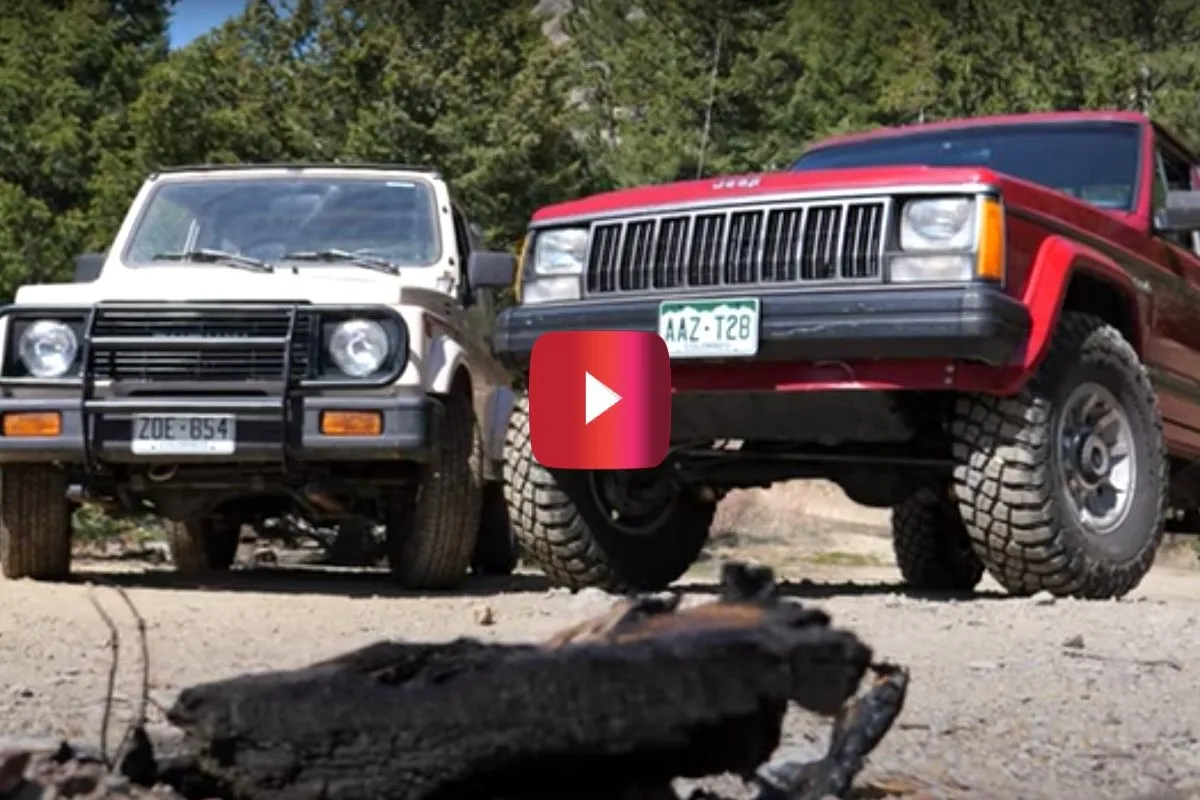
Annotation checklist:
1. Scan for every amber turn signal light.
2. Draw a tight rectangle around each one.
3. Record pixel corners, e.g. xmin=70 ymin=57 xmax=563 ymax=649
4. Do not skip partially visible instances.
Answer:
xmin=320 ymin=410 xmax=383 ymax=437
xmin=3 ymin=412 xmax=62 ymax=437
xmin=976 ymin=196 xmax=1005 ymax=281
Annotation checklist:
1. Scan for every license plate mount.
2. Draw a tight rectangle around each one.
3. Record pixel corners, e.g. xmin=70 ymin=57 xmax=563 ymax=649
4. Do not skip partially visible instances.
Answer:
xmin=130 ymin=414 xmax=237 ymax=455
xmin=658 ymin=297 xmax=761 ymax=359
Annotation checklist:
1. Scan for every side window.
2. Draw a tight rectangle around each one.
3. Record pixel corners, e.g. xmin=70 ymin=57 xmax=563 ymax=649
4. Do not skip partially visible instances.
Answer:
xmin=1156 ymin=145 xmax=1191 ymax=201
xmin=1154 ymin=141 xmax=1197 ymax=252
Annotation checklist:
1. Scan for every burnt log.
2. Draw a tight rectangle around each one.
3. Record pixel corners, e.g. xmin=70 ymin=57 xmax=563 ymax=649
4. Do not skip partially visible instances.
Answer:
xmin=160 ymin=563 xmax=905 ymax=800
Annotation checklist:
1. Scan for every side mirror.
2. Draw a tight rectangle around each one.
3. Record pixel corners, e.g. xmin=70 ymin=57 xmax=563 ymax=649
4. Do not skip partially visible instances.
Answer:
xmin=74 ymin=252 xmax=105 ymax=283
xmin=1155 ymin=190 xmax=1200 ymax=234
xmin=468 ymin=250 xmax=516 ymax=289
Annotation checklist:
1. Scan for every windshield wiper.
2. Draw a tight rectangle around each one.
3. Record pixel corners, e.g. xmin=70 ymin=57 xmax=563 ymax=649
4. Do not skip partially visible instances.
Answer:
xmin=280 ymin=249 xmax=401 ymax=275
xmin=151 ymin=248 xmax=274 ymax=273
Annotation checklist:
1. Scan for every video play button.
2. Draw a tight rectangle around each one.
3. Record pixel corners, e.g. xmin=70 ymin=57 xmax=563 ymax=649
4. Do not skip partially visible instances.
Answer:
xmin=529 ymin=331 xmax=671 ymax=470
xmin=584 ymin=371 xmax=622 ymax=425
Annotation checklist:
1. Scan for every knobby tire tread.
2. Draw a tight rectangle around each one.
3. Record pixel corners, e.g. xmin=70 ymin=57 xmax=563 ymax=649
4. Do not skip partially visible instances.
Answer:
xmin=892 ymin=487 xmax=985 ymax=592
xmin=950 ymin=312 xmax=1166 ymax=598
xmin=503 ymin=395 xmax=714 ymax=592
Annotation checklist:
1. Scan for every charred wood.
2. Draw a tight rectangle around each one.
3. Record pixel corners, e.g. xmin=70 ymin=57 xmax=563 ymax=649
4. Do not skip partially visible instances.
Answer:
xmin=0 ymin=563 xmax=908 ymax=800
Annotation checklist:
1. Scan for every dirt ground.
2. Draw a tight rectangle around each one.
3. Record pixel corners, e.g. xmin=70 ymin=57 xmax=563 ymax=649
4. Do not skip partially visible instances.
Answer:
xmin=3 ymin=480 xmax=1200 ymax=799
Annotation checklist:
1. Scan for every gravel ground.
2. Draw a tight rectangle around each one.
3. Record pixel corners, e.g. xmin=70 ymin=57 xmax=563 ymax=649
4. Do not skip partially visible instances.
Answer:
xmin=2 ymin=543 xmax=1200 ymax=800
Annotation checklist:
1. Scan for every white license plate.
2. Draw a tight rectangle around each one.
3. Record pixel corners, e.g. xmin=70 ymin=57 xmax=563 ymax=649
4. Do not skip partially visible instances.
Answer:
xmin=131 ymin=414 xmax=237 ymax=455
xmin=658 ymin=297 xmax=761 ymax=358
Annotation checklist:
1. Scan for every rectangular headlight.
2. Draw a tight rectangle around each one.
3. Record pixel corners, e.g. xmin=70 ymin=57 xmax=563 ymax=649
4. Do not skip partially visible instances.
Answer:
xmin=900 ymin=197 xmax=975 ymax=251
xmin=531 ymin=228 xmax=588 ymax=275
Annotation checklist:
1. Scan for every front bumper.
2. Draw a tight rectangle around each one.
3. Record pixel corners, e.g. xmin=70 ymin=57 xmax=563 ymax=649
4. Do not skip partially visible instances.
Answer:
xmin=0 ymin=301 xmax=426 ymax=466
xmin=493 ymin=285 xmax=1031 ymax=373
xmin=0 ymin=395 xmax=431 ymax=464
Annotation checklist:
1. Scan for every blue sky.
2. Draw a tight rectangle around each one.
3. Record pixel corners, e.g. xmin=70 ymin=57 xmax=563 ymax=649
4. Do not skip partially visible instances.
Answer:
xmin=167 ymin=0 xmax=245 ymax=49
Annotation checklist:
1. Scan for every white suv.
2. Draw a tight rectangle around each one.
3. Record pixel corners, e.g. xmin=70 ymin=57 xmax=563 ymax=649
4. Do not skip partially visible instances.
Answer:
xmin=0 ymin=164 xmax=518 ymax=588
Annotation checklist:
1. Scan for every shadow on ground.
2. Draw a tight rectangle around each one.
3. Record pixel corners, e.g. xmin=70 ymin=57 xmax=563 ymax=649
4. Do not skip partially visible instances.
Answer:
xmin=59 ymin=553 xmax=1012 ymax=603
xmin=66 ymin=560 xmax=556 ymax=598
xmin=674 ymin=578 xmax=1010 ymax=602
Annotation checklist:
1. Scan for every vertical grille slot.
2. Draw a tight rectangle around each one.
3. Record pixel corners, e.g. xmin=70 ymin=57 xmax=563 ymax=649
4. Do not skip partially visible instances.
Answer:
xmin=842 ymin=202 xmax=885 ymax=279
xmin=581 ymin=197 xmax=888 ymax=295
xmin=801 ymin=205 xmax=841 ymax=281
xmin=723 ymin=210 xmax=763 ymax=285
xmin=619 ymin=220 xmax=656 ymax=291
xmin=585 ymin=223 xmax=621 ymax=294
xmin=687 ymin=213 xmax=726 ymax=287
xmin=652 ymin=216 xmax=690 ymax=289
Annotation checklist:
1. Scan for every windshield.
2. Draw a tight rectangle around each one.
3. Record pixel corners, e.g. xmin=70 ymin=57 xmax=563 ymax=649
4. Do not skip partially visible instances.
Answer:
xmin=792 ymin=122 xmax=1143 ymax=212
xmin=124 ymin=175 xmax=441 ymax=267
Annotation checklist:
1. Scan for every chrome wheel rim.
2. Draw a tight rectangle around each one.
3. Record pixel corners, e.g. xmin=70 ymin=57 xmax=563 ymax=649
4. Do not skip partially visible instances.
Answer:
xmin=1055 ymin=382 xmax=1136 ymax=535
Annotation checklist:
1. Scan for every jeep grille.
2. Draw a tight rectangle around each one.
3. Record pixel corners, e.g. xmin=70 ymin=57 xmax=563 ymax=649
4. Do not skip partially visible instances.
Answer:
xmin=88 ymin=306 xmax=316 ymax=383
xmin=584 ymin=198 xmax=889 ymax=295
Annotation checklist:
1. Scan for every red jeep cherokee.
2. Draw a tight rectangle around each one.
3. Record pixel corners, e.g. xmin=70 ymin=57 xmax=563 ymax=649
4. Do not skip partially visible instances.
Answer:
xmin=489 ymin=111 xmax=1200 ymax=599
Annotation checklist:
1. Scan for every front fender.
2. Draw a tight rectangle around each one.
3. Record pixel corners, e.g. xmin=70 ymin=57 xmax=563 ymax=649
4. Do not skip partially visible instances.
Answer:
xmin=424 ymin=332 xmax=468 ymax=395
xmin=483 ymin=384 xmax=515 ymax=467
xmin=1017 ymin=234 xmax=1147 ymax=374
xmin=424 ymin=330 xmax=514 ymax=480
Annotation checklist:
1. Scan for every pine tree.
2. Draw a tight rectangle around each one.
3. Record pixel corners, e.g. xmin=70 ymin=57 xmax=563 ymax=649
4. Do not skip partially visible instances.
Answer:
xmin=0 ymin=0 xmax=171 ymax=297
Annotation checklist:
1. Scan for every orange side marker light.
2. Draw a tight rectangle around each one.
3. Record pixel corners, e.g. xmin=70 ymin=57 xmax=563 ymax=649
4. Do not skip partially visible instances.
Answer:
xmin=3 ymin=412 xmax=62 ymax=437
xmin=320 ymin=410 xmax=383 ymax=437
xmin=976 ymin=196 xmax=1005 ymax=282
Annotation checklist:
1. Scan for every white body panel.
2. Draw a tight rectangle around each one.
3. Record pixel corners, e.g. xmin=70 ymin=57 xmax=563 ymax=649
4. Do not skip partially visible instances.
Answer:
xmin=4 ymin=166 xmax=514 ymax=473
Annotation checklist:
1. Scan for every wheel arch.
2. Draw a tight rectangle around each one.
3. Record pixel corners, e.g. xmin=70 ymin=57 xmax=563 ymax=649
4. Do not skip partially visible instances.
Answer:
xmin=447 ymin=363 xmax=473 ymax=399
xmin=425 ymin=332 xmax=469 ymax=395
xmin=481 ymin=383 xmax=515 ymax=481
xmin=1019 ymin=235 xmax=1148 ymax=375
xmin=427 ymin=330 xmax=508 ymax=481
xmin=1061 ymin=270 xmax=1141 ymax=351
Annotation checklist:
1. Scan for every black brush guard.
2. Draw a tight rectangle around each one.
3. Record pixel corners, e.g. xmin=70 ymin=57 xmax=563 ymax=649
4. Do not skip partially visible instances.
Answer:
xmin=0 ymin=301 xmax=410 ymax=476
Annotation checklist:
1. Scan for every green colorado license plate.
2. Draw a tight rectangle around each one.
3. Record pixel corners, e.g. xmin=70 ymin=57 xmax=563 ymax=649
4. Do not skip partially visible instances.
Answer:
xmin=658 ymin=298 xmax=761 ymax=358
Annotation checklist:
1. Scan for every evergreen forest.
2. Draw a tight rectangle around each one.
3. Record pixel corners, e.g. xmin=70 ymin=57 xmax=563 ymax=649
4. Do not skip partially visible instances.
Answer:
xmin=2 ymin=0 xmax=1198 ymax=299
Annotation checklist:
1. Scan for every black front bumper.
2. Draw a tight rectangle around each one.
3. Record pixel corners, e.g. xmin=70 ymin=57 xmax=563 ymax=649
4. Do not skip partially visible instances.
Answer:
xmin=493 ymin=285 xmax=1031 ymax=372
xmin=0 ymin=394 xmax=432 ymax=464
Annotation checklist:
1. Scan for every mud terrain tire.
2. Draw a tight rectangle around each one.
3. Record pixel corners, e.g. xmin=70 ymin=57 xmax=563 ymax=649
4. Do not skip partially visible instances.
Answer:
xmin=472 ymin=482 xmax=518 ymax=576
xmin=503 ymin=395 xmax=715 ymax=591
xmin=0 ymin=465 xmax=72 ymax=580
xmin=387 ymin=390 xmax=483 ymax=590
xmin=167 ymin=519 xmax=241 ymax=573
xmin=951 ymin=311 xmax=1166 ymax=599
xmin=892 ymin=486 xmax=985 ymax=591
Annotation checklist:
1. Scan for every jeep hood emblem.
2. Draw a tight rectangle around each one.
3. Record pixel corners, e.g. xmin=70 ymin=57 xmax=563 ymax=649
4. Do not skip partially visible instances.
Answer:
xmin=712 ymin=176 xmax=761 ymax=190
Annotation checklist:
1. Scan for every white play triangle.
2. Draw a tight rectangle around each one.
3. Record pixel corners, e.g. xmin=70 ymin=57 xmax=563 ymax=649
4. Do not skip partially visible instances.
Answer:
xmin=584 ymin=371 xmax=622 ymax=425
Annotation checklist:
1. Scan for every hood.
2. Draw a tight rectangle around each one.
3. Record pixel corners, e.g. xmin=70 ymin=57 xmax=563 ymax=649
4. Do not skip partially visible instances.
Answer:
xmin=13 ymin=264 xmax=451 ymax=306
xmin=531 ymin=165 xmax=1003 ymax=224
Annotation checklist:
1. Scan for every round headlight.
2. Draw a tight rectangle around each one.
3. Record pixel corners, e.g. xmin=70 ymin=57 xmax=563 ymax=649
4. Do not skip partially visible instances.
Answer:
xmin=328 ymin=319 xmax=389 ymax=377
xmin=18 ymin=320 xmax=78 ymax=378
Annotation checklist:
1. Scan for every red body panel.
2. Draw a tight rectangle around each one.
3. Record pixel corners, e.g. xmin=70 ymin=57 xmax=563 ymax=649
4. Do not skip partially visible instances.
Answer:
xmin=528 ymin=111 xmax=1200 ymax=459
xmin=532 ymin=166 xmax=998 ymax=224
